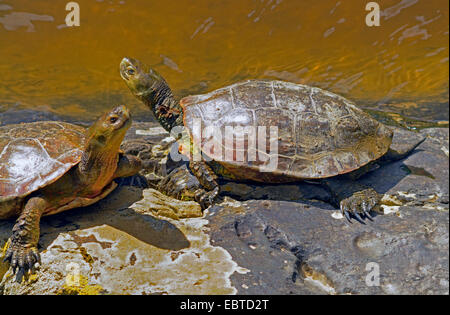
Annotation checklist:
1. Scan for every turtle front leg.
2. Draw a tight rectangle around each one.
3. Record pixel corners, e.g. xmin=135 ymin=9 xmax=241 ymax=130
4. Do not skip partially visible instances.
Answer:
xmin=113 ymin=153 xmax=148 ymax=188
xmin=157 ymin=164 xmax=201 ymax=200
xmin=321 ymin=178 xmax=381 ymax=223
xmin=113 ymin=153 xmax=142 ymax=178
xmin=3 ymin=196 xmax=47 ymax=279
xmin=189 ymin=160 xmax=220 ymax=209
xmin=157 ymin=160 xmax=219 ymax=209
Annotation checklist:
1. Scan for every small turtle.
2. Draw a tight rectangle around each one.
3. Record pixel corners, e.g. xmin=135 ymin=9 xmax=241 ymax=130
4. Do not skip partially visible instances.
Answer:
xmin=120 ymin=57 xmax=423 ymax=221
xmin=0 ymin=105 xmax=141 ymax=277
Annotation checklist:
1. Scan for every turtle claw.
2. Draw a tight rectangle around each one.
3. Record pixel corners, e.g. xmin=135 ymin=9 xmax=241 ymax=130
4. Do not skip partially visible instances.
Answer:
xmin=353 ymin=212 xmax=366 ymax=224
xmin=343 ymin=210 xmax=352 ymax=223
xmin=339 ymin=188 xmax=380 ymax=224
xmin=363 ymin=210 xmax=374 ymax=221
xmin=362 ymin=202 xmax=374 ymax=221
xmin=3 ymin=241 xmax=40 ymax=281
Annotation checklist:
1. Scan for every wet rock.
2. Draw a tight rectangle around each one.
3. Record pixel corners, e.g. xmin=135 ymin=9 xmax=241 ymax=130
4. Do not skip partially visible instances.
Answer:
xmin=207 ymin=199 xmax=448 ymax=295
xmin=0 ymin=187 xmax=246 ymax=295
xmin=0 ymin=109 xmax=67 ymax=126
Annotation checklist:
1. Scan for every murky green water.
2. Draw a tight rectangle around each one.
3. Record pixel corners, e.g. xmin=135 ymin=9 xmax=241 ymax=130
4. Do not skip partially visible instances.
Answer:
xmin=0 ymin=0 xmax=448 ymax=127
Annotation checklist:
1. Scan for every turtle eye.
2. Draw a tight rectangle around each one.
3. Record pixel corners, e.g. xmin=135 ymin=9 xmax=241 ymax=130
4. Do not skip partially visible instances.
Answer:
xmin=109 ymin=116 xmax=118 ymax=124
xmin=127 ymin=68 xmax=135 ymax=75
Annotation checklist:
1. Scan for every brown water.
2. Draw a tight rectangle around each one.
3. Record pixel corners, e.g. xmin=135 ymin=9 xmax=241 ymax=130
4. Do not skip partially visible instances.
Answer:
xmin=0 ymin=0 xmax=448 ymax=126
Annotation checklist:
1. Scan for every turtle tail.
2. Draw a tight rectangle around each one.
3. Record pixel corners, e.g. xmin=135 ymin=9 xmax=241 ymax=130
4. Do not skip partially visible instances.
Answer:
xmin=383 ymin=134 xmax=426 ymax=161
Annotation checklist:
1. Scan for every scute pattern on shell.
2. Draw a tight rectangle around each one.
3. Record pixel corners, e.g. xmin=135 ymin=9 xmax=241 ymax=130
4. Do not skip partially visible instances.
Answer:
xmin=0 ymin=122 xmax=85 ymax=199
xmin=181 ymin=80 xmax=393 ymax=181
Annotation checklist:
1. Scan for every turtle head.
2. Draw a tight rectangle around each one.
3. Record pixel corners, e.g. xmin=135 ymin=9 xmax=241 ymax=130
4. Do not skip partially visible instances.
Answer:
xmin=78 ymin=105 xmax=132 ymax=191
xmin=120 ymin=57 xmax=166 ymax=101
xmin=87 ymin=105 xmax=131 ymax=149
xmin=120 ymin=57 xmax=181 ymax=131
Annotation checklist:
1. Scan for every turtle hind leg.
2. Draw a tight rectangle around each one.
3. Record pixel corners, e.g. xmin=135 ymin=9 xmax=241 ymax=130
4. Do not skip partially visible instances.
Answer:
xmin=339 ymin=189 xmax=380 ymax=223
xmin=189 ymin=160 xmax=220 ymax=209
xmin=3 ymin=196 xmax=47 ymax=281
xmin=321 ymin=178 xmax=381 ymax=224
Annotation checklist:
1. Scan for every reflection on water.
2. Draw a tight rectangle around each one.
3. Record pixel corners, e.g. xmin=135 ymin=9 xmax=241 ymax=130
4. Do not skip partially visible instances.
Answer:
xmin=0 ymin=0 xmax=448 ymax=125
xmin=0 ymin=12 xmax=53 ymax=31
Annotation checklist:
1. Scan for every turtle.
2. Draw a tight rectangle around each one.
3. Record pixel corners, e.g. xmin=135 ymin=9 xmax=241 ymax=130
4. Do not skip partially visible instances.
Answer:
xmin=119 ymin=57 xmax=424 ymax=221
xmin=0 ymin=105 xmax=142 ymax=277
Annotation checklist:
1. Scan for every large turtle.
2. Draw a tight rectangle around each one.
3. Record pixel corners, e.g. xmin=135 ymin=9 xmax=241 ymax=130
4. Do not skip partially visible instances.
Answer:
xmin=0 ymin=105 xmax=141 ymax=277
xmin=119 ymin=57 xmax=423 ymax=221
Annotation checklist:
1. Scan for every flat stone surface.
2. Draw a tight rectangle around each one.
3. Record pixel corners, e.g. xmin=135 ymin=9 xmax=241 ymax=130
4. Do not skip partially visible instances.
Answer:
xmin=0 ymin=187 xmax=246 ymax=295
xmin=208 ymin=199 xmax=448 ymax=295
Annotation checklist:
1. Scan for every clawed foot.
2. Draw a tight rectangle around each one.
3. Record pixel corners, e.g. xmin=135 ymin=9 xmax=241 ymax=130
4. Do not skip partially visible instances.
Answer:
xmin=158 ymin=165 xmax=201 ymax=200
xmin=340 ymin=188 xmax=380 ymax=224
xmin=157 ymin=165 xmax=219 ymax=209
xmin=3 ymin=240 xmax=40 ymax=281
xmin=195 ymin=187 xmax=219 ymax=210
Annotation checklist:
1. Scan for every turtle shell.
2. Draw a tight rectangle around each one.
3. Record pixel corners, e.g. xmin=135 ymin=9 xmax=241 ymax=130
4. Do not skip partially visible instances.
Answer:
xmin=180 ymin=80 xmax=393 ymax=182
xmin=0 ymin=121 xmax=85 ymax=199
